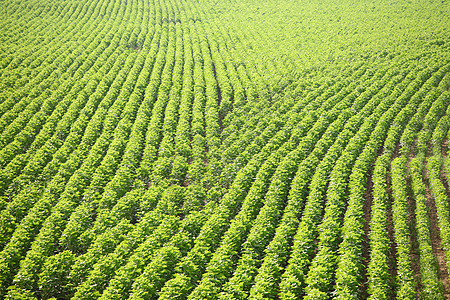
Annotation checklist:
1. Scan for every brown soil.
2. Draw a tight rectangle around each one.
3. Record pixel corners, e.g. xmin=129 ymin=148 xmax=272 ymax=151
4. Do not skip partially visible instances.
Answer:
xmin=440 ymin=138 xmax=450 ymax=201
xmin=441 ymin=138 xmax=449 ymax=158
xmin=362 ymin=147 xmax=386 ymax=298
xmin=386 ymin=161 xmax=398 ymax=296
xmin=424 ymin=152 xmax=450 ymax=298
xmin=393 ymin=141 xmax=401 ymax=160
xmin=405 ymin=143 xmax=421 ymax=299
xmin=211 ymin=60 xmax=224 ymax=132
xmin=361 ymin=164 xmax=373 ymax=300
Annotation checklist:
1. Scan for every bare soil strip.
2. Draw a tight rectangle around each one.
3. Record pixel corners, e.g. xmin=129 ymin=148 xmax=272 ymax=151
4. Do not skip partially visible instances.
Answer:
xmin=361 ymin=145 xmax=384 ymax=298
xmin=440 ymin=138 xmax=450 ymax=201
xmin=361 ymin=165 xmax=374 ymax=300
xmin=441 ymin=138 xmax=449 ymax=158
xmin=424 ymin=152 xmax=450 ymax=299
xmin=386 ymin=144 xmax=400 ymax=296
xmin=406 ymin=143 xmax=421 ymax=299
xmin=211 ymin=60 xmax=225 ymax=132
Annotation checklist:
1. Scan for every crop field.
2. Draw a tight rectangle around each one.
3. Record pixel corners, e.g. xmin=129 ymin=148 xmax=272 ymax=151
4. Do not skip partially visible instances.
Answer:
xmin=0 ymin=0 xmax=450 ymax=299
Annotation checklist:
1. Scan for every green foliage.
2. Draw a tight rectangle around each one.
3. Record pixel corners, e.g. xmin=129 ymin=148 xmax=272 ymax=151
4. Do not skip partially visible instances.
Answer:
xmin=38 ymin=250 xmax=75 ymax=299
xmin=0 ymin=0 xmax=449 ymax=298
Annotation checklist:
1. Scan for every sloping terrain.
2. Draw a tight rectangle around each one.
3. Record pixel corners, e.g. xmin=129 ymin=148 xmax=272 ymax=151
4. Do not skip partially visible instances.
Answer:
xmin=0 ymin=0 xmax=449 ymax=299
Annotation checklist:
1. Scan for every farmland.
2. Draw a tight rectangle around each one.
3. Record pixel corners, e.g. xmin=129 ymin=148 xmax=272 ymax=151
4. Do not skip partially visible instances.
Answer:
xmin=1 ymin=0 xmax=450 ymax=298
